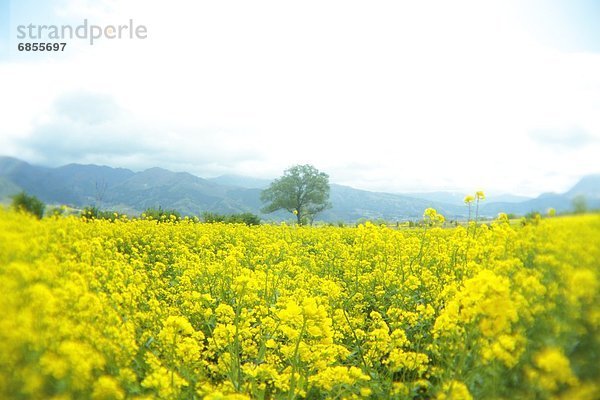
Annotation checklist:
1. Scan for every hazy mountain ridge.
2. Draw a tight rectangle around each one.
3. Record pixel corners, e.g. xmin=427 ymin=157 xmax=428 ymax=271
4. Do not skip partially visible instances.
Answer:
xmin=405 ymin=191 xmax=532 ymax=206
xmin=1 ymin=156 xmax=598 ymax=221
xmin=208 ymin=174 xmax=272 ymax=189
xmin=566 ymin=174 xmax=600 ymax=199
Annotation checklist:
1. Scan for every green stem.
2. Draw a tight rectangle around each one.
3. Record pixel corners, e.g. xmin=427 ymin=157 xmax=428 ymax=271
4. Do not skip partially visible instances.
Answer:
xmin=342 ymin=308 xmax=369 ymax=372
xmin=288 ymin=318 xmax=307 ymax=400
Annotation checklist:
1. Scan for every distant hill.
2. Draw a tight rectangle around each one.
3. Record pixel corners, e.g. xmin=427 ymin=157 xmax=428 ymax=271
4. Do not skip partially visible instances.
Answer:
xmin=0 ymin=176 xmax=22 ymax=203
xmin=209 ymin=174 xmax=272 ymax=189
xmin=322 ymin=185 xmax=466 ymax=221
xmin=107 ymin=168 xmax=264 ymax=216
xmin=406 ymin=191 xmax=531 ymax=206
xmin=566 ymin=174 xmax=600 ymax=199
xmin=481 ymin=193 xmax=570 ymax=216
xmin=1 ymin=156 xmax=598 ymax=221
xmin=0 ymin=156 xmax=136 ymax=205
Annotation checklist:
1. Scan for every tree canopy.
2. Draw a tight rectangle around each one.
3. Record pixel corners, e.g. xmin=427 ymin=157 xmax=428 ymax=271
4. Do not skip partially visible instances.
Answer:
xmin=261 ymin=164 xmax=331 ymax=225
xmin=11 ymin=191 xmax=45 ymax=219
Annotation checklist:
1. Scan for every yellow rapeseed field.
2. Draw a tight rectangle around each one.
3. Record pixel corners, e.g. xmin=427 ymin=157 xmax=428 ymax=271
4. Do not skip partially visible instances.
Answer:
xmin=0 ymin=208 xmax=599 ymax=399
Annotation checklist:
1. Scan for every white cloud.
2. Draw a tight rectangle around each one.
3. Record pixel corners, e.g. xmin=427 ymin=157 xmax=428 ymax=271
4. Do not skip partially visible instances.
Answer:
xmin=1 ymin=0 xmax=599 ymax=196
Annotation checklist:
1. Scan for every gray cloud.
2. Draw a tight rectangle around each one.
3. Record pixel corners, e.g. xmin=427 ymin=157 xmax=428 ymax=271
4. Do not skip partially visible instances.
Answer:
xmin=15 ymin=91 xmax=266 ymax=175
xmin=54 ymin=91 xmax=122 ymax=125
xmin=529 ymin=126 xmax=598 ymax=148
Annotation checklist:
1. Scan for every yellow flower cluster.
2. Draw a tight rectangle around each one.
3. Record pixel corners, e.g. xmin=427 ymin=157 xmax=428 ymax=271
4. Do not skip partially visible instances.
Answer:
xmin=0 ymin=207 xmax=599 ymax=399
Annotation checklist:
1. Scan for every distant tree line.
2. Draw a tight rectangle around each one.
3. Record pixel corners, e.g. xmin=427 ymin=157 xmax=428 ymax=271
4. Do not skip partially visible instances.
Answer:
xmin=8 ymin=191 xmax=261 ymax=226
xmin=7 ymin=188 xmax=597 ymax=226
xmin=82 ymin=206 xmax=262 ymax=226
xmin=201 ymin=211 xmax=261 ymax=225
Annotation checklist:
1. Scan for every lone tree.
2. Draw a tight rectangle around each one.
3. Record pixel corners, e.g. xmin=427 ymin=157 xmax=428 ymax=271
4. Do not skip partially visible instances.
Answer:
xmin=261 ymin=164 xmax=331 ymax=225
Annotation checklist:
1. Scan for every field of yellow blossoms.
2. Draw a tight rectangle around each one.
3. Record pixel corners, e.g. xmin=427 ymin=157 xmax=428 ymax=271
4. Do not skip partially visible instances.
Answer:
xmin=0 ymin=207 xmax=599 ymax=399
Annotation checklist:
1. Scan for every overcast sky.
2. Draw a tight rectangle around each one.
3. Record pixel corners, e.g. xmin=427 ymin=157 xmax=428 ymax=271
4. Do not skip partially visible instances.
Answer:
xmin=1 ymin=0 xmax=599 ymax=196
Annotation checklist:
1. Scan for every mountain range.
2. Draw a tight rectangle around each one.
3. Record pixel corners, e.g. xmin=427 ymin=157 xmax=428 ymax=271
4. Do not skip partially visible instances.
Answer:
xmin=1 ymin=156 xmax=598 ymax=222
